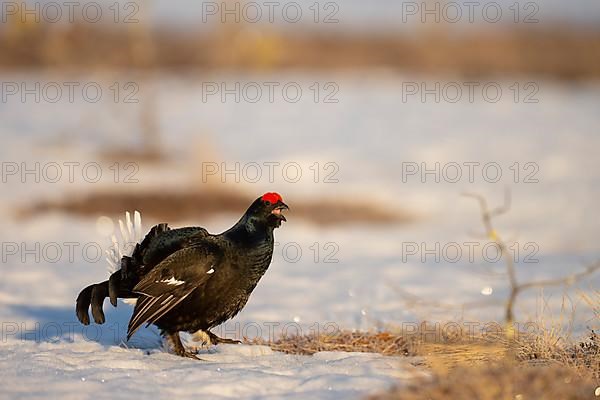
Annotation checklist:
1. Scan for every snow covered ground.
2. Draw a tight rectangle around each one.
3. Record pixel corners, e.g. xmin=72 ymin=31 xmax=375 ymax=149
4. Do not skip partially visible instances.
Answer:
xmin=0 ymin=71 xmax=599 ymax=398
xmin=0 ymin=340 xmax=423 ymax=400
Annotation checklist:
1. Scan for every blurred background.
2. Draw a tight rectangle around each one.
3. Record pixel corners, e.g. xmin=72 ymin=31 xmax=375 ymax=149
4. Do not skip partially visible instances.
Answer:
xmin=0 ymin=0 xmax=599 ymax=341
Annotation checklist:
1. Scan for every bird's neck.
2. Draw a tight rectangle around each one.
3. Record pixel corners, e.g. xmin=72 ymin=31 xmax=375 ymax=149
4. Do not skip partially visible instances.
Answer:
xmin=224 ymin=215 xmax=275 ymax=245
xmin=223 ymin=217 xmax=275 ymax=276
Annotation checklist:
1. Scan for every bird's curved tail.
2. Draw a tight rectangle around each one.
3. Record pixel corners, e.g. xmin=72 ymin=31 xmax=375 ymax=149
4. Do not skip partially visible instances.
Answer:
xmin=75 ymin=211 xmax=144 ymax=325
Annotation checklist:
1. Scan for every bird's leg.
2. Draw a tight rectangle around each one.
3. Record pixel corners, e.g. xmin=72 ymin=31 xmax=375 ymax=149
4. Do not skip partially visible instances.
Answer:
xmin=166 ymin=332 xmax=203 ymax=360
xmin=207 ymin=330 xmax=242 ymax=345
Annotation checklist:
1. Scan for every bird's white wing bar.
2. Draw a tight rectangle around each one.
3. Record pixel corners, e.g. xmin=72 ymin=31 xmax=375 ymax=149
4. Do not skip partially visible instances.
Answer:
xmin=159 ymin=277 xmax=185 ymax=286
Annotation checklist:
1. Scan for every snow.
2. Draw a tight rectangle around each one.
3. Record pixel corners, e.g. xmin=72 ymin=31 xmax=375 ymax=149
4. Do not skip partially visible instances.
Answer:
xmin=0 ymin=340 xmax=423 ymax=400
xmin=0 ymin=71 xmax=598 ymax=398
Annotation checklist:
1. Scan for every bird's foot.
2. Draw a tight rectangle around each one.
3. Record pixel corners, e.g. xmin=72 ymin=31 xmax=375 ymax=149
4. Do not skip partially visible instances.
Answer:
xmin=191 ymin=330 xmax=212 ymax=346
xmin=174 ymin=345 xmax=208 ymax=361
xmin=207 ymin=331 xmax=242 ymax=345
xmin=167 ymin=332 xmax=207 ymax=360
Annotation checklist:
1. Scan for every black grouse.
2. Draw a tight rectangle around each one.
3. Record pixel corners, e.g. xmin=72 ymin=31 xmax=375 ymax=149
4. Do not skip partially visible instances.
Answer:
xmin=76 ymin=192 xmax=288 ymax=358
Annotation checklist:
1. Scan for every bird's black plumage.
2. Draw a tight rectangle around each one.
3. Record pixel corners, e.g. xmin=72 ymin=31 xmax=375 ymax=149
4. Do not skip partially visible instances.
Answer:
xmin=76 ymin=193 xmax=288 ymax=358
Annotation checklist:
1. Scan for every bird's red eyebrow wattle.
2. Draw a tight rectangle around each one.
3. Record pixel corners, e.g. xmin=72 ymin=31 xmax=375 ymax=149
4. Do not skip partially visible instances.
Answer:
xmin=261 ymin=192 xmax=283 ymax=204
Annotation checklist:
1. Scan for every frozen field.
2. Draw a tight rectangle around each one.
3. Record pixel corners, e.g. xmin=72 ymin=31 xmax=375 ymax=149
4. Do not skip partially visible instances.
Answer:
xmin=0 ymin=72 xmax=599 ymax=398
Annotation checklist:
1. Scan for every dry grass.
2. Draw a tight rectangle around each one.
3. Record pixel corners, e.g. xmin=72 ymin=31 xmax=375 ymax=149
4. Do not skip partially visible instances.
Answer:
xmin=249 ymin=323 xmax=599 ymax=398
xmin=369 ymin=361 xmax=598 ymax=400
xmin=251 ymin=323 xmax=599 ymax=372
xmin=513 ymin=328 xmax=600 ymax=378
xmin=251 ymin=331 xmax=415 ymax=356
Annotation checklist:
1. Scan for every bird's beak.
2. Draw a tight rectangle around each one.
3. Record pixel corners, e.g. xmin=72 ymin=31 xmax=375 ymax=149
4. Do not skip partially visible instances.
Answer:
xmin=271 ymin=202 xmax=289 ymax=222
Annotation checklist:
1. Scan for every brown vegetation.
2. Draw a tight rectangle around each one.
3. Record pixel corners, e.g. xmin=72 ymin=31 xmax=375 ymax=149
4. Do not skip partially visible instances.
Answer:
xmin=251 ymin=331 xmax=415 ymax=357
xmin=19 ymin=188 xmax=413 ymax=226
xmin=369 ymin=362 xmax=598 ymax=400
xmin=250 ymin=323 xmax=599 ymax=398
xmin=2 ymin=21 xmax=600 ymax=80
xmin=251 ymin=323 xmax=599 ymax=372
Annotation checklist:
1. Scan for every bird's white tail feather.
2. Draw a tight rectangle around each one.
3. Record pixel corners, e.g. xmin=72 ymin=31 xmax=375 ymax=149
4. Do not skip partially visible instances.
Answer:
xmin=105 ymin=211 xmax=143 ymax=275
xmin=105 ymin=211 xmax=143 ymax=305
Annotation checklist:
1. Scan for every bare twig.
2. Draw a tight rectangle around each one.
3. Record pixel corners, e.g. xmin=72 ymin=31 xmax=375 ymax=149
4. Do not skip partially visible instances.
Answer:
xmin=463 ymin=190 xmax=600 ymax=323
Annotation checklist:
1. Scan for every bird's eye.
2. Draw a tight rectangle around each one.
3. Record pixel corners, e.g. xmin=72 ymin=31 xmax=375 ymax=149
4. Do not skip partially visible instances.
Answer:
xmin=265 ymin=201 xmax=271 ymax=206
